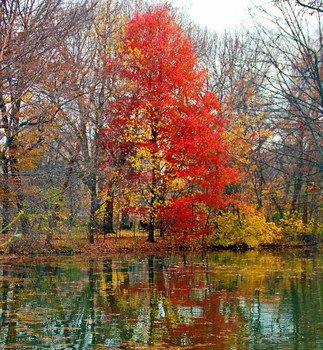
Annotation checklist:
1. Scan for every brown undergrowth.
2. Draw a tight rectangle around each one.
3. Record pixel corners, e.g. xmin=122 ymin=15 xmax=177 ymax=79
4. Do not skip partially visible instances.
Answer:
xmin=0 ymin=229 xmax=319 ymax=256
xmin=84 ymin=237 xmax=197 ymax=255
xmin=0 ymin=230 xmax=200 ymax=256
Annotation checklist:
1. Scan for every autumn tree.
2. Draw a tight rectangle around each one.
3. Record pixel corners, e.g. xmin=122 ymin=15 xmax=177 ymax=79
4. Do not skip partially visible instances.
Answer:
xmin=101 ymin=4 xmax=236 ymax=242
xmin=36 ymin=0 xmax=148 ymax=244
xmin=49 ymin=0 xmax=125 ymax=243
xmin=194 ymin=29 xmax=277 ymax=211
xmin=0 ymin=0 xmax=88 ymax=241
xmin=250 ymin=0 xmax=322 ymax=236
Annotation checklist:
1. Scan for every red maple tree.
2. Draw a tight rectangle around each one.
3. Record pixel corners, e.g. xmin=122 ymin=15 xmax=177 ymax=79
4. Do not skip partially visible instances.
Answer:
xmin=101 ymin=4 xmax=236 ymax=242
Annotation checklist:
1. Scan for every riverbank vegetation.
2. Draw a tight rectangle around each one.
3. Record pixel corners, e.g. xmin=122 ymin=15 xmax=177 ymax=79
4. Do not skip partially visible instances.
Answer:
xmin=0 ymin=0 xmax=322 ymax=255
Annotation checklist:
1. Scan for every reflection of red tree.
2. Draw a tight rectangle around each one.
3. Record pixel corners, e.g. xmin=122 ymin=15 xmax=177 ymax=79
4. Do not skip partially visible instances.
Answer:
xmin=101 ymin=259 xmax=244 ymax=349
xmin=154 ymin=263 xmax=238 ymax=349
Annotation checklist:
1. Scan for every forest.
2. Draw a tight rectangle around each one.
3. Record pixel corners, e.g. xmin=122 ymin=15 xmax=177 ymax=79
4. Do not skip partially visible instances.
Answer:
xmin=0 ymin=0 xmax=322 ymax=253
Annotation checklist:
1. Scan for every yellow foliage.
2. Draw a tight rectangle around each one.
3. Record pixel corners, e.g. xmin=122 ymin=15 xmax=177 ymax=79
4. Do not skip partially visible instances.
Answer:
xmin=278 ymin=212 xmax=314 ymax=242
xmin=209 ymin=205 xmax=282 ymax=248
xmin=170 ymin=178 xmax=186 ymax=192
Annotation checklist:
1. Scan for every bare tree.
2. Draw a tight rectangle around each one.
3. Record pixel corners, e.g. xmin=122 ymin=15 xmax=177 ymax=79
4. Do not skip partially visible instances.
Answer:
xmin=191 ymin=27 xmax=279 ymax=213
xmin=0 ymin=0 xmax=89 ymax=241
xmin=43 ymin=0 xmax=142 ymax=243
xmin=251 ymin=0 xmax=322 ymax=230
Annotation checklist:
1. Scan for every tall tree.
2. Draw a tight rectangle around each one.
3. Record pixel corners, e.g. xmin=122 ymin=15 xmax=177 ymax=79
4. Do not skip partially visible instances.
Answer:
xmin=251 ymin=0 xmax=322 ymax=230
xmin=39 ymin=0 xmax=141 ymax=243
xmin=0 ymin=0 xmax=87 ymax=237
xmin=194 ymin=29 xmax=275 ymax=212
xmin=101 ymin=4 xmax=236 ymax=242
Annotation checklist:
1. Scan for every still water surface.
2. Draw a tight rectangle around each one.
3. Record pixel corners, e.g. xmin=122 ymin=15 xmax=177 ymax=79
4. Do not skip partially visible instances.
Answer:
xmin=0 ymin=249 xmax=322 ymax=349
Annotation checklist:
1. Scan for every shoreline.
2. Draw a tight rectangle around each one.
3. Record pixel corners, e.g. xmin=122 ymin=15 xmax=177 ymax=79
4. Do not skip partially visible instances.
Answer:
xmin=0 ymin=233 xmax=320 ymax=258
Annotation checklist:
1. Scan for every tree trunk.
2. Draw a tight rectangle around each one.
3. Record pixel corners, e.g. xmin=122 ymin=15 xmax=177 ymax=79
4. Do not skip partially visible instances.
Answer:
xmin=159 ymin=220 xmax=165 ymax=238
xmin=147 ymin=213 xmax=155 ymax=242
xmin=10 ymin=157 xmax=30 ymax=235
xmin=1 ymin=158 xmax=10 ymax=234
xmin=147 ymin=129 xmax=157 ymax=243
xmin=89 ymin=179 xmax=100 ymax=244
xmin=103 ymin=194 xmax=115 ymax=234
xmin=16 ymin=201 xmax=30 ymax=235
xmin=0 ymin=91 xmax=10 ymax=234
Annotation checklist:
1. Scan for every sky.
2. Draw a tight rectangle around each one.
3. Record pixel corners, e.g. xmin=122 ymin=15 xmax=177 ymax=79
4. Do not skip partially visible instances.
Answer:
xmin=172 ymin=0 xmax=255 ymax=32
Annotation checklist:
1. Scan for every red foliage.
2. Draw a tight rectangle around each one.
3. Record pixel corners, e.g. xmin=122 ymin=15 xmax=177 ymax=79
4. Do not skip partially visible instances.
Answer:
xmin=100 ymin=4 xmax=238 ymax=239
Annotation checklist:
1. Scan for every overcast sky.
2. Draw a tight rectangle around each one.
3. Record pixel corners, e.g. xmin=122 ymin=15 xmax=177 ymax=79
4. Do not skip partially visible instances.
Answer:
xmin=172 ymin=0 xmax=257 ymax=31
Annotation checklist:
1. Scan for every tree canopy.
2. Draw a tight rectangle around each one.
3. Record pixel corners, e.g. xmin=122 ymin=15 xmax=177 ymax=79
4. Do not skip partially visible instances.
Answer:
xmin=100 ymin=5 xmax=236 ymax=242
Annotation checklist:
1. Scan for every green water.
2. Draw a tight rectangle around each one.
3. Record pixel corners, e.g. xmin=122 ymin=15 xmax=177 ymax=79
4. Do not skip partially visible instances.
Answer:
xmin=0 ymin=249 xmax=322 ymax=349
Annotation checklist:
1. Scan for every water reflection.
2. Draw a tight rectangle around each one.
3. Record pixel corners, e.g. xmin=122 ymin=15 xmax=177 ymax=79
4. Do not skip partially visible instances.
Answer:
xmin=0 ymin=250 xmax=322 ymax=349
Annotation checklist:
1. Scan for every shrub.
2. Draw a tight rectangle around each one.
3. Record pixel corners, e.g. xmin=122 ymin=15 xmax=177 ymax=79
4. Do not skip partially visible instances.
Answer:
xmin=278 ymin=212 xmax=314 ymax=243
xmin=207 ymin=206 xmax=282 ymax=248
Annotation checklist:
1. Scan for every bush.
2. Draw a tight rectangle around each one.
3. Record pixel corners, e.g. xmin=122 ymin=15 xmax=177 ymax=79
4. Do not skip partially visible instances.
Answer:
xmin=207 ymin=206 xmax=282 ymax=248
xmin=278 ymin=212 xmax=314 ymax=243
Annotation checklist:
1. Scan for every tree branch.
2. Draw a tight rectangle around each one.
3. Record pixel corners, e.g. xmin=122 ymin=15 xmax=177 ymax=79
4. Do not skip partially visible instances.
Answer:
xmin=295 ymin=0 xmax=323 ymax=12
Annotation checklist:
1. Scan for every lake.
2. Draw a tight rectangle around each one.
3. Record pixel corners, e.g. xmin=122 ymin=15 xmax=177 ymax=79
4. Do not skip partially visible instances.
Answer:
xmin=0 ymin=249 xmax=322 ymax=349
